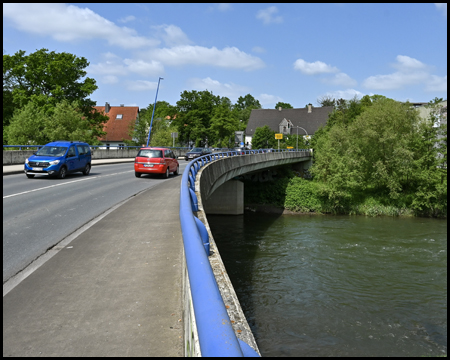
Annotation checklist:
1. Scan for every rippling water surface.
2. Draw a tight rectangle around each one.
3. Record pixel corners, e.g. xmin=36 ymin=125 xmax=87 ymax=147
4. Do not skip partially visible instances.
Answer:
xmin=208 ymin=213 xmax=447 ymax=357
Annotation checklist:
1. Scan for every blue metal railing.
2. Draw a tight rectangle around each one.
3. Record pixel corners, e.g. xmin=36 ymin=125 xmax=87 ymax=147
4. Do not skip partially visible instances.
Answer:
xmin=179 ymin=148 xmax=310 ymax=357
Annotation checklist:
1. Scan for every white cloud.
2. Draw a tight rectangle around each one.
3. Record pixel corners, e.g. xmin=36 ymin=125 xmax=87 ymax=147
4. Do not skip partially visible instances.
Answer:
xmin=88 ymin=61 xmax=127 ymax=76
xmin=258 ymin=93 xmax=284 ymax=108
xmin=3 ymin=3 xmax=158 ymax=49
xmin=187 ymin=77 xmax=249 ymax=99
xmin=118 ymin=15 xmax=136 ymax=23
xmin=321 ymin=89 xmax=365 ymax=100
xmin=123 ymin=59 xmax=164 ymax=77
xmin=152 ymin=24 xmax=192 ymax=47
xmin=392 ymin=55 xmax=428 ymax=71
xmin=293 ymin=59 xmax=339 ymax=75
xmin=126 ymin=80 xmax=158 ymax=92
xmin=256 ymin=6 xmax=283 ymax=24
xmin=425 ymin=75 xmax=447 ymax=92
xmin=321 ymin=72 xmax=357 ymax=87
xmin=102 ymin=75 xmax=119 ymax=84
xmin=362 ymin=55 xmax=446 ymax=92
xmin=435 ymin=3 xmax=447 ymax=17
xmin=146 ymin=45 xmax=265 ymax=71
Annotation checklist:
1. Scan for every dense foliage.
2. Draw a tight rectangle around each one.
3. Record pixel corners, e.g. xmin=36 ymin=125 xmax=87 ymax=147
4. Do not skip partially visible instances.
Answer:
xmin=246 ymin=96 xmax=447 ymax=218
xmin=3 ymin=48 xmax=108 ymax=145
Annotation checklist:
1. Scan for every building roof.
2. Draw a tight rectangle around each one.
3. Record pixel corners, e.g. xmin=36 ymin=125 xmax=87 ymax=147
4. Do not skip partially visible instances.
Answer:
xmin=94 ymin=105 xmax=139 ymax=142
xmin=245 ymin=106 xmax=334 ymax=136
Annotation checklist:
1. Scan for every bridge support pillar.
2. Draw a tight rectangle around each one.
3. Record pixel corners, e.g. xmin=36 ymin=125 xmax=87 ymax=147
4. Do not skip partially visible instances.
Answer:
xmin=203 ymin=180 xmax=244 ymax=215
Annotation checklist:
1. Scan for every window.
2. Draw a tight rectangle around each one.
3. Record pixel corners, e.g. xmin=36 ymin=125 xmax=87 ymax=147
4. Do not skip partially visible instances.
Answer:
xmin=116 ymin=114 xmax=123 ymax=119
xmin=67 ymin=146 xmax=76 ymax=157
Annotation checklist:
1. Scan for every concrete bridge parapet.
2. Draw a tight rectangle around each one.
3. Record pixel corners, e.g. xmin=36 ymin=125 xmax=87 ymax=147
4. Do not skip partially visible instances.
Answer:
xmin=198 ymin=151 xmax=312 ymax=214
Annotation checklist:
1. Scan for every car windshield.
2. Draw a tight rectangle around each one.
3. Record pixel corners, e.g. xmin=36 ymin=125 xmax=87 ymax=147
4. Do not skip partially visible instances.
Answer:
xmin=138 ymin=149 xmax=163 ymax=158
xmin=190 ymin=148 xmax=204 ymax=152
xmin=35 ymin=146 xmax=68 ymax=157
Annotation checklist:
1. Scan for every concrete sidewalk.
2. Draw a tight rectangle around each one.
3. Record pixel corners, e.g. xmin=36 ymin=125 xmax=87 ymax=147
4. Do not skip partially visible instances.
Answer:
xmin=3 ymin=175 xmax=185 ymax=356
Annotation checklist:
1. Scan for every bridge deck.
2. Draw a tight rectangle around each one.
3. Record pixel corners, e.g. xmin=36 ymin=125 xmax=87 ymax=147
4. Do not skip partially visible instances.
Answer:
xmin=3 ymin=176 xmax=184 ymax=357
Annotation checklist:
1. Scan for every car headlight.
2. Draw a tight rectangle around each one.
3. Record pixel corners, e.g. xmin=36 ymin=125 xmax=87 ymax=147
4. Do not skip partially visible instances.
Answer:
xmin=49 ymin=160 xmax=60 ymax=165
xmin=25 ymin=158 xmax=29 ymax=164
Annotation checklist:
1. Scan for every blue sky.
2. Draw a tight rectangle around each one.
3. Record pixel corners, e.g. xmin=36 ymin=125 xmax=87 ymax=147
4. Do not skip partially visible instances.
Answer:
xmin=3 ymin=3 xmax=447 ymax=110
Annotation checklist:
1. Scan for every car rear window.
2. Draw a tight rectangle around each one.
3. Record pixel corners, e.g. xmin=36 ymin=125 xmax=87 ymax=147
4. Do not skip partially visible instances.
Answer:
xmin=35 ymin=146 xmax=68 ymax=157
xmin=137 ymin=149 xmax=163 ymax=158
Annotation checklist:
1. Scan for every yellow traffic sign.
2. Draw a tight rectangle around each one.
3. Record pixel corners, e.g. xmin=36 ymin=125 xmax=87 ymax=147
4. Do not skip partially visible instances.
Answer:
xmin=287 ymin=146 xmax=293 ymax=149
xmin=275 ymin=133 xmax=283 ymax=139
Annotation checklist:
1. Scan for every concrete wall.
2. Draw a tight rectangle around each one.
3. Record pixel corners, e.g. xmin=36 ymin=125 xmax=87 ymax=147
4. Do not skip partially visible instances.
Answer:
xmin=3 ymin=148 xmax=189 ymax=165
xmin=202 ymin=180 xmax=244 ymax=215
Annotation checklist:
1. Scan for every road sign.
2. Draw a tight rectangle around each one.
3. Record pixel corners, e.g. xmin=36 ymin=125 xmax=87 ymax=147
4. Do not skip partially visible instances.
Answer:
xmin=275 ymin=133 xmax=283 ymax=139
xmin=287 ymin=146 xmax=293 ymax=149
xmin=171 ymin=132 xmax=178 ymax=138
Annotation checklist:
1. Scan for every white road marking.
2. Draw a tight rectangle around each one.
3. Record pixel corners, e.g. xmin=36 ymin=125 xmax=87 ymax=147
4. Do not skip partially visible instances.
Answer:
xmin=3 ymin=170 xmax=134 ymax=199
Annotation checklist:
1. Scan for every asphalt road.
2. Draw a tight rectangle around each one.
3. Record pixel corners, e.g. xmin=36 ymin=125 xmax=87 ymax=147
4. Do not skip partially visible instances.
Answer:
xmin=3 ymin=162 xmax=187 ymax=283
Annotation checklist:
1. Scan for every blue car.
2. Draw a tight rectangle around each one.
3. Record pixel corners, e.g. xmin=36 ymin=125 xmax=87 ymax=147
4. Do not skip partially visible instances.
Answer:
xmin=24 ymin=141 xmax=92 ymax=179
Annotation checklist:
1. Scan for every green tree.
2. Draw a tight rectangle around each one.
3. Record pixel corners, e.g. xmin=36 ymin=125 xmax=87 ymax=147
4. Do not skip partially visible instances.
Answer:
xmin=275 ymin=102 xmax=293 ymax=109
xmin=316 ymin=95 xmax=336 ymax=107
xmin=232 ymin=93 xmax=262 ymax=129
xmin=7 ymin=100 xmax=104 ymax=145
xmin=174 ymin=90 xmax=222 ymax=146
xmin=251 ymin=125 xmax=277 ymax=149
xmin=209 ymin=103 xmax=239 ymax=147
xmin=127 ymin=101 xmax=176 ymax=146
xmin=4 ymin=48 xmax=107 ymax=143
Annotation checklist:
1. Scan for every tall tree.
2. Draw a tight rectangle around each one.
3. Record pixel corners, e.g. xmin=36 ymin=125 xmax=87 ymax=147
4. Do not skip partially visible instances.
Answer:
xmin=251 ymin=125 xmax=277 ymax=149
xmin=3 ymin=48 xmax=107 ymax=143
xmin=174 ymin=90 xmax=222 ymax=146
xmin=127 ymin=101 xmax=176 ymax=146
xmin=275 ymin=102 xmax=293 ymax=109
xmin=6 ymin=100 xmax=104 ymax=145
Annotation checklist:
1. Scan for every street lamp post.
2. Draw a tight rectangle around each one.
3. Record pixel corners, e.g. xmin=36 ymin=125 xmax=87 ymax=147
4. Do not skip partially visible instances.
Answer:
xmin=295 ymin=126 xmax=308 ymax=151
xmin=146 ymin=77 xmax=164 ymax=147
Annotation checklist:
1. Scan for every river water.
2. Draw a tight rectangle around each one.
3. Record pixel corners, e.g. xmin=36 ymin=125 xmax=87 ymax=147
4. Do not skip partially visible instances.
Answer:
xmin=207 ymin=213 xmax=447 ymax=357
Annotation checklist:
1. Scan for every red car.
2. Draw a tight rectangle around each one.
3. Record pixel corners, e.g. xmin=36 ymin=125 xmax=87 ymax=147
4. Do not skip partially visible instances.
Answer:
xmin=134 ymin=147 xmax=179 ymax=178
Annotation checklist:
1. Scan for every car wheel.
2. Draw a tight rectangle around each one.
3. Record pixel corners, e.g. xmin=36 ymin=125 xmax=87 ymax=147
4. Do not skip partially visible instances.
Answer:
xmin=163 ymin=167 xmax=169 ymax=179
xmin=58 ymin=166 xmax=67 ymax=179
xmin=26 ymin=174 xmax=35 ymax=178
xmin=135 ymin=172 xmax=142 ymax=178
xmin=82 ymin=164 xmax=91 ymax=175
xmin=174 ymin=165 xmax=179 ymax=176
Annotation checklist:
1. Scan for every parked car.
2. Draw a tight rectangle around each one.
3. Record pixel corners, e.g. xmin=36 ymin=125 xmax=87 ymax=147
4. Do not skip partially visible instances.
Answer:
xmin=184 ymin=147 xmax=212 ymax=161
xmin=24 ymin=140 xmax=92 ymax=179
xmin=233 ymin=146 xmax=249 ymax=155
xmin=134 ymin=147 xmax=179 ymax=178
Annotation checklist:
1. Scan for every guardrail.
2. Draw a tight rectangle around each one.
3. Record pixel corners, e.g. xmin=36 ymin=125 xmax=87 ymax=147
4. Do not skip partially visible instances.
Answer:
xmin=179 ymin=148 xmax=309 ymax=357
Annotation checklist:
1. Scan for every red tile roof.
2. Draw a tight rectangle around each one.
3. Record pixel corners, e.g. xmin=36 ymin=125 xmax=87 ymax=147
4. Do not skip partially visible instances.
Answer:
xmin=94 ymin=105 xmax=139 ymax=142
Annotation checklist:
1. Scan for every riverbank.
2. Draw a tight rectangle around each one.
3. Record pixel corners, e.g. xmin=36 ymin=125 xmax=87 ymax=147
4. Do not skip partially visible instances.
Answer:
xmin=243 ymin=170 xmax=446 ymax=218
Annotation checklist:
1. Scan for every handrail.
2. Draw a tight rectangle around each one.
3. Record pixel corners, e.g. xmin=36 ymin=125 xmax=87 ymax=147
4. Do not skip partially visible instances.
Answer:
xmin=179 ymin=148 xmax=310 ymax=356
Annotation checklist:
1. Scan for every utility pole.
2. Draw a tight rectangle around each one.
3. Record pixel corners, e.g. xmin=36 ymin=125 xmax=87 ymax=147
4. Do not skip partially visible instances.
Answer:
xmin=146 ymin=77 xmax=164 ymax=147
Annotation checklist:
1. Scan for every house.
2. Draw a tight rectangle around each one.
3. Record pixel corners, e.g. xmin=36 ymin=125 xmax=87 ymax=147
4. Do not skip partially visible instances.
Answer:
xmin=414 ymin=100 xmax=447 ymax=127
xmin=93 ymin=103 xmax=139 ymax=148
xmin=245 ymin=105 xmax=334 ymax=146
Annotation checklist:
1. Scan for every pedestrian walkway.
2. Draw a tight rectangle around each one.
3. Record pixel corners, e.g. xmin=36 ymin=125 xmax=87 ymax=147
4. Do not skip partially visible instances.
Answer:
xmin=3 ymin=175 xmax=184 ymax=356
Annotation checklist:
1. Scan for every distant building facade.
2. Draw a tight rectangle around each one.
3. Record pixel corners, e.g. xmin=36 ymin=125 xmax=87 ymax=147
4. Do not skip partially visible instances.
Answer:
xmin=93 ymin=103 xmax=139 ymax=148
xmin=245 ymin=105 xmax=334 ymax=147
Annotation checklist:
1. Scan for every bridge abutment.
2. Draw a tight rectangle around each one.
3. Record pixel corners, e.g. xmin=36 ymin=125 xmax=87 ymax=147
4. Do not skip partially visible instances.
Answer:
xmin=203 ymin=180 xmax=244 ymax=215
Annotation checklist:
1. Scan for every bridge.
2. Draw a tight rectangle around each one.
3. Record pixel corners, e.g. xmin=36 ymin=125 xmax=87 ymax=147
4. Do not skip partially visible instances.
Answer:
xmin=179 ymin=149 xmax=312 ymax=356
xmin=3 ymin=146 xmax=312 ymax=356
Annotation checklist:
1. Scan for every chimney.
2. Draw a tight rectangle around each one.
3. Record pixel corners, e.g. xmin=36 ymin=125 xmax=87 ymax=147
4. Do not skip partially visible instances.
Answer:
xmin=105 ymin=102 xmax=110 ymax=113
xmin=278 ymin=107 xmax=282 ymax=111
xmin=308 ymin=103 xmax=312 ymax=113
